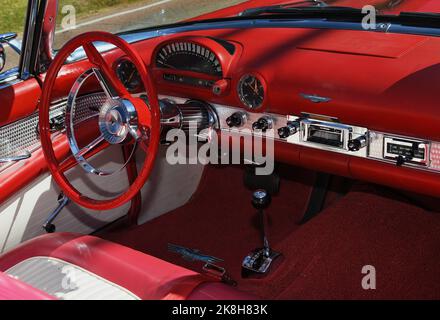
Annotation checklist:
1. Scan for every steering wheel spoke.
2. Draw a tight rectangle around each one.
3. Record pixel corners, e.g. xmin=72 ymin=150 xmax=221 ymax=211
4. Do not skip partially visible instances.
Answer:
xmin=60 ymin=136 xmax=110 ymax=173
xmin=83 ymin=42 xmax=129 ymax=98
xmin=75 ymin=134 xmax=106 ymax=158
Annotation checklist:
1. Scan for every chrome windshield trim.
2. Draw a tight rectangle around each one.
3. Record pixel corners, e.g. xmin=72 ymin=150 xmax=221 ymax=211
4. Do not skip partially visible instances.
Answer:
xmin=61 ymin=18 xmax=440 ymax=63
xmin=19 ymin=0 xmax=39 ymax=79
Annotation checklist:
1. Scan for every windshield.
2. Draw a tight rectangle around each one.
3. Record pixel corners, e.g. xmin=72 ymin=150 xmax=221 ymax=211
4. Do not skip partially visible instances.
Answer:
xmin=2 ymin=0 xmax=440 ymax=57
xmin=54 ymin=0 xmax=247 ymax=48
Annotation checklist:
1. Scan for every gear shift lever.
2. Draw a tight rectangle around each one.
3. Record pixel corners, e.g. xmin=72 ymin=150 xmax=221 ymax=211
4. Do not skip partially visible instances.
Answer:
xmin=253 ymin=190 xmax=271 ymax=258
xmin=242 ymin=189 xmax=281 ymax=277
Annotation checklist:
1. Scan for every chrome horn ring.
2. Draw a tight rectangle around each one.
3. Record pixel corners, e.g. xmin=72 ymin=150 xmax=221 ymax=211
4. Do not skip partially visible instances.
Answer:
xmin=65 ymin=68 xmax=137 ymax=176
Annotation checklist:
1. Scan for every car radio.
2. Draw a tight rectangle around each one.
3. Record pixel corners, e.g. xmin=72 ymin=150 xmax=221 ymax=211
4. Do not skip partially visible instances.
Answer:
xmin=299 ymin=119 xmax=367 ymax=152
xmin=301 ymin=119 xmax=349 ymax=149
xmin=383 ymin=136 xmax=429 ymax=166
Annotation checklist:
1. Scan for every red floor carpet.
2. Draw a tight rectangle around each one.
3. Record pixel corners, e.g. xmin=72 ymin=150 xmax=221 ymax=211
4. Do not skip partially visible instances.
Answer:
xmin=101 ymin=165 xmax=440 ymax=299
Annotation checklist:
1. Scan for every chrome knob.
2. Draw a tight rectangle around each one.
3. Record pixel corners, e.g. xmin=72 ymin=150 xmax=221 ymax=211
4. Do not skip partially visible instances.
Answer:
xmin=226 ymin=112 xmax=246 ymax=128
xmin=252 ymin=117 xmax=273 ymax=132
xmin=252 ymin=189 xmax=271 ymax=210
xmin=278 ymin=121 xmax=300 ymax=139
xmin=348 ymin=135 xmax=367 ymax=152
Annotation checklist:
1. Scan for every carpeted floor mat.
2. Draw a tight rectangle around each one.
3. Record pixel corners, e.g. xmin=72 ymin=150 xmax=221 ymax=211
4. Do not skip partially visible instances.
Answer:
xmin=254 ymin=184 xmax=440 ymax=299
xmin=100 ymin=165 xmax=440 ymax=299
xmin=100 ymin=164 xmax=315 ymax=296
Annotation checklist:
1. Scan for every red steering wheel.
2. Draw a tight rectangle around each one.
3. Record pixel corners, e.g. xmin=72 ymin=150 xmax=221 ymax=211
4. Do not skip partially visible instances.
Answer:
xmin=39 ymin=31 xmax=160 ymax=211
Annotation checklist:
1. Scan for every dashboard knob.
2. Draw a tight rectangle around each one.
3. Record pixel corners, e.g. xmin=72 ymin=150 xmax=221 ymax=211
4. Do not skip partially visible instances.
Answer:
xmin=348 ymin=135 xmax=367 ymax=151
xmin=252 ymin=189 xmax=271 ymax=210
xmin=212 ymin=79 xmax=230 ymax=96
xmin=252 ymin=117 xmax=273 ymax=132
xmin=226 ymin=112 xmax=246 ymax=128
xmin=277 ymin=121 xmax=300 ymax=139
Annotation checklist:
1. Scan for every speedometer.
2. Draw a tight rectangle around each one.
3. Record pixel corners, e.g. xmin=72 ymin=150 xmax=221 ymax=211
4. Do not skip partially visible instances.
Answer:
xmin=155 ymin=41 xmax=222 ymax=76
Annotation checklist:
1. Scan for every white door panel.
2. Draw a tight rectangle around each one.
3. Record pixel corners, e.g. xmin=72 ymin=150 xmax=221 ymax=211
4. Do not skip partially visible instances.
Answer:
xmin=0 ymin=147 xmax=130 ymax=253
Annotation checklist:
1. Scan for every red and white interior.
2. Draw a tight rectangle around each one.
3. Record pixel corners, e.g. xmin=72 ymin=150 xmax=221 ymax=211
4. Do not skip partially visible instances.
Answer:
xmin=1 ymin=0 xmax=440 ymax=300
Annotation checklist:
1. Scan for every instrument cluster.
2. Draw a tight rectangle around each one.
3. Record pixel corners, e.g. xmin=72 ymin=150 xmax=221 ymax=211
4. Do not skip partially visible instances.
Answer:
xmin=152 ymin=37 xmax=231 ymax=93
xmin=115 ymin=37 xmax=269 ymax=112
xmin=155 ymin=41 xmax=223 ymax=77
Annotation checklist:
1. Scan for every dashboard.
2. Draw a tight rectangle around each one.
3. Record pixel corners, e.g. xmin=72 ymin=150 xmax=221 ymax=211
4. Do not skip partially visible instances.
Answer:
xmin=106 ymin=31 xmax=440 ymax=198
xmin=37 ymin=26 xmax=440 ymax=199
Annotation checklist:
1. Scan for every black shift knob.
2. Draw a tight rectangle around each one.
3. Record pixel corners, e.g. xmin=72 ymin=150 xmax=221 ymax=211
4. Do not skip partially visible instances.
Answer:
xmin=252 ymin=189 xmax=271 ymax=210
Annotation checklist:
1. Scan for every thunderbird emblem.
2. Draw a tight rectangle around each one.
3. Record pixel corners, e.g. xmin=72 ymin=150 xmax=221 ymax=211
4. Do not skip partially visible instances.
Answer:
xmin=300 ymin=93 xmax=332 ymax=103
xmin=168 ymin=243 xmax=224 ymax=264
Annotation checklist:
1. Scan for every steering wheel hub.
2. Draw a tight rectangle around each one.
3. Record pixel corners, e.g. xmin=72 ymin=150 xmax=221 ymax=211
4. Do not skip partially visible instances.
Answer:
xmin=99 ymin=99 xmax=137 ymax=145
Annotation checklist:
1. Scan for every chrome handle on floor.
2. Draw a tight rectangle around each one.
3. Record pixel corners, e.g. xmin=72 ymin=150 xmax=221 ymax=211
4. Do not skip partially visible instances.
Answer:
xmin=0 ymin=150 xmax=31 ymax=163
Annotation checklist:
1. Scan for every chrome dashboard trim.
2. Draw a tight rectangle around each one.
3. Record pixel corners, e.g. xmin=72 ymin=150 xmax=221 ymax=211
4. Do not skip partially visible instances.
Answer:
xmin=159 ymin=95 xmax=440 ymax=175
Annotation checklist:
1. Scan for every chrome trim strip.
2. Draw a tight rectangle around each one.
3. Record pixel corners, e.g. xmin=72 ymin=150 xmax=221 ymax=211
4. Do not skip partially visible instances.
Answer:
xmin=0 ymin=68 xmax=21 ymax=89
xmin=20 ymin=0 xmax=39 ymax=79
xmin=0 ymin=150 xmax=32 ymax=163
xmin=300 ymin=93 xmax=331 ymax=103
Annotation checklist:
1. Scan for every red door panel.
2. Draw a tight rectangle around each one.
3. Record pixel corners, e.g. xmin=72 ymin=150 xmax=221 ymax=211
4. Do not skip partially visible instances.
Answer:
xmin=0 ymin=79 xmax=41 ymax=126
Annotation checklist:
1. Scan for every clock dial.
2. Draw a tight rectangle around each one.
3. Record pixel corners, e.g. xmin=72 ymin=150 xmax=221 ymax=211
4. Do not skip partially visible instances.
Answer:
xmin=238 ymin=74 xmax=265 ymax=109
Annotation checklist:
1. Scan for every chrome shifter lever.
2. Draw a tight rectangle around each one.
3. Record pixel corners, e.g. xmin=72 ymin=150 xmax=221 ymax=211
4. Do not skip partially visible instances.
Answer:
xmin=43 ymin=193 xmax=70 ymax=233
xmin=242 ymin=189 xmax=282 ymax=277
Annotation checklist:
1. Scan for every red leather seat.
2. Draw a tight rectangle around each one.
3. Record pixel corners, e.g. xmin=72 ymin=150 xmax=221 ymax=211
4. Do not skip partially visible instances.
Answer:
xmin=0 ymin=233 xmax=257 ymax=300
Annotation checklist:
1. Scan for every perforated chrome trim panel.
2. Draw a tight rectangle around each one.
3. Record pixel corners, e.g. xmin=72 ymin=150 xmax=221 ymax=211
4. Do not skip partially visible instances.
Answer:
xmin=6 ymin=257 xmax=140 ymax=300
xmin=0 ymin=92 xmax=105 ymax=171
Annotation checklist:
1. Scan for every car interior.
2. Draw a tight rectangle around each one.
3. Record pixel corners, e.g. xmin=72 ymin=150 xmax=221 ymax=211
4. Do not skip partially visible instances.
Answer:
xmin=0 ymin=0 xmax=440 ymax=300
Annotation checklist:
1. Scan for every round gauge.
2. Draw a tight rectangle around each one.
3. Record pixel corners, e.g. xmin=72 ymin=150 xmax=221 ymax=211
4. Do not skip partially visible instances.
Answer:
xmin=237 ymin=74 xmax=265 ymax=109
xmin=115 ymin=58 xmax=142 ymax=92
